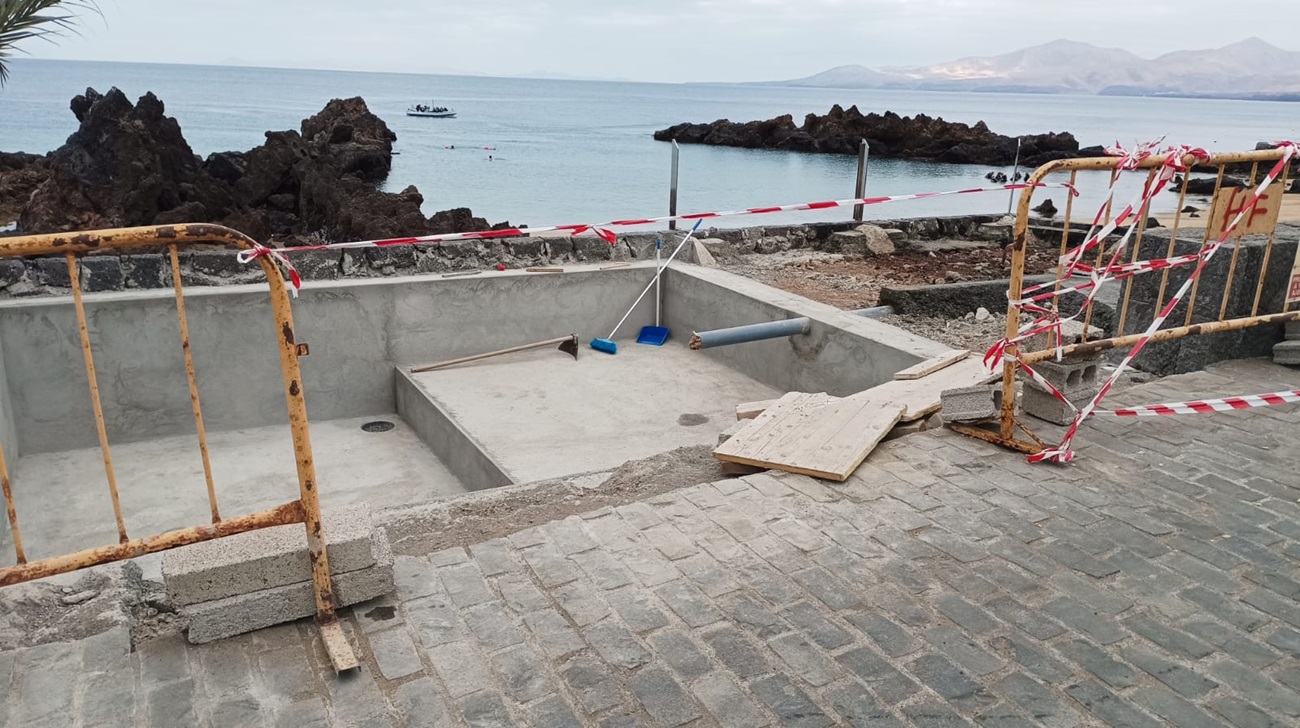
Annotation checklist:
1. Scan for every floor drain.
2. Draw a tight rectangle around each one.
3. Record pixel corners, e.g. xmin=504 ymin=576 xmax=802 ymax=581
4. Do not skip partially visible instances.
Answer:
xmin=361 ymin=420 xmax=395 ymax=433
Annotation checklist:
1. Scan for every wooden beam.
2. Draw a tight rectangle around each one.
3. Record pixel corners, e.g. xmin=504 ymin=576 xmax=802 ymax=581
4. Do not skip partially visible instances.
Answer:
xmin=893 ymin=350 xmax=970 ymax=380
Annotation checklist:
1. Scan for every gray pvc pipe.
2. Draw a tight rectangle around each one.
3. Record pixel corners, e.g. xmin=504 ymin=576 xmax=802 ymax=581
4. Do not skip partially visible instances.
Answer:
xmin=692 ymin=317 xmax=810 ymax=349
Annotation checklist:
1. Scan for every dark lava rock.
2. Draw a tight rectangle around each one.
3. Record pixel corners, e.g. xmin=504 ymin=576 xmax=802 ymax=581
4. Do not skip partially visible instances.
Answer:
xmin=654 ymin=105 xmax=1080 ymax=167
xmin=11 ymin=88 xmax=495 ymax=244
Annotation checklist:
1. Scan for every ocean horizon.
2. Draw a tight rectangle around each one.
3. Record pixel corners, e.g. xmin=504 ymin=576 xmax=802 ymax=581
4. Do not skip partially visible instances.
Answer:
xmin=4 ymin=58 xmax=1299 ymax=230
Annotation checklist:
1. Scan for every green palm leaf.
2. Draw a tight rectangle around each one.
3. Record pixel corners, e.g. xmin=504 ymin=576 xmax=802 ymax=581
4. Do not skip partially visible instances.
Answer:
xmin=0 ymin=0 xmax=100 ymax=84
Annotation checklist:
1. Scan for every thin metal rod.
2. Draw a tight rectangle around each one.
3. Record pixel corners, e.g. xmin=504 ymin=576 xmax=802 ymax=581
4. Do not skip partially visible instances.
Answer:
xmin=1184 ymin=166 xmax=1227 ymax=327
xmin=1219 ymin=163 xmax=1260 ymax=321
xmin=1021 ymin=310 xmax=1300 ymax=365
xmin=1050 ymin=170 xmax=1079 ymax=349
xmin=410 ymin=335 xmax=577 ymax=373
xmin=169 ymin=245 xmax=220 ymax=524
xmin=67 ymin=253 xmax=128 ymax=545
xmin=1155 ymin=174 xmax=1192 ymax=312
xmin=0 ymin=440 xmax=25 ymax=565
xmin=1007 ymin=137 xmax=1022 ymax=215
xmin=258 ymin=247 xmax=358 ymax=671
xmin=1000 ymin=179 xmax=1041 ymax=439
xmin=0 ymin=501 xmax=303 ymax=587
xmin=1252 ymin=165 xmax=1290 ymax=316
xmin=854 ymin=140 xmax=870 ymax=222
xmin=668 ymin=141 xmax=680 ymax=232
xmin=1116 ymin=169 xmax=1158 ymax=335
xmin=1082 ymin=168 xmax=1120 ymax=341
xmin=654 ymin=239 xmax=662 ymax=327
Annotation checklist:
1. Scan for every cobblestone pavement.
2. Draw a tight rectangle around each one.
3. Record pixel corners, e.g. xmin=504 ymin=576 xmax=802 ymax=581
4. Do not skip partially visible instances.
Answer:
xmin=4 ymin=358 xmax=1300 ymax=727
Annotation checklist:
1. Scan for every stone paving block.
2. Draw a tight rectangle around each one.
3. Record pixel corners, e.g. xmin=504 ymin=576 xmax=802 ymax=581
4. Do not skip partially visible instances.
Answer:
xmin=570 ymin=548 xmax=635 ymax=591
xmin=185 ymin=529 xmax=395 ymax=644
xmin=1207 ymin=658 xmax=1300 ymax=717
xmin=989 ymin=633 xmax=1073 ymax=683
xmin=692 ymin=672 xmax=771 ymax=728
xmin=748 ymin=674 xmax=834 ymax=728
xmin=392 ymin=678 xmax=453 ymax=728
xmin=561 ymin=655 xmax=623 ymax=714
xmin=491 ymin=643 xmax=553 ymax=703
xmin=907 ymin=652 xmax=991 ymax=707
xmin=845 ymin=610 xmax=921 ymax=657
xmin=1064 ymin=680 xmax=1165 ymax=728
xmin=1123 ymin=613 xmax=1215 ymax=660
xmin=827 ymin=680 xmax=905 ymax=728
xmin=717 ymin=592 xmax=789 ymax=638
xmin=468 ymin=539 xmax=522 ymax=577
xmin=163 ymin=504 xmax=376 ymax=606
xmin=629 ymin=667 xmax=700 ymax=728
xmin=1121 ymin=646 xmax=1218 ymax=697
xmin=768 ymin=633 xmax=842 ymax=687
xmin=1207 ymin=695 xmax=1284 ymax=728
xmin=916 ymin=528 xmax=988 ymax=563
xmin=923 ymin=626 xmax=1004 ymax=677
xmin=428 ymin=640 xmax=493 ymax=699
xmin=463 ymin=601 xmax=526 ymax=651
xmin=459 ymin=690 xmax=517 ymax=728
xmin=656 ymin=580 xmax=723 ymax=628
xmin=649 ymin=630 xmax=713 ymax=680
xmin=523 ymin=609 xmax=587 ymax=660
xmin=604 ymin=585 xmax=670 ymax=633
xmin=832 ymin=647 xmax=919 ymax=706
xmin=703 ymin=627 xmax=771 ymax=679
xmin=1132 ymin=685 xmax=1232 ymax=728
xmin=554 ymin=580 xmax=611 ymax=627
xmin=902 ymin=700 xmax=980 ymax=728
xmin=779 ymin=601 xmax=852 ymax=650
xmin=526 ymin=694 xmax=583 ymax=728
xmin=934 ymin=593 xmax=1000 ymax=633
xmin=520 ymin=542 xmax=580 ymax=588
xmin=674 ymin=552 xmax=740 ymax=598
xmin=1183 ymin=619 xmax=1278 ymax=669
xmin=791 ymin=566 xmax=863 ymax=611
xmin=984 ymin=595 xmax=1066 ymax=640
xmin=994 ymin=672 xmax=1082 ymax=728
xmin=584 ymin=619 xmax=652 ymax=669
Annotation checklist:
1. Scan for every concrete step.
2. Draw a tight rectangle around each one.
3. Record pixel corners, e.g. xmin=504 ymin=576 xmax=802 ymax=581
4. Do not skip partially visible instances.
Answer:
xmin=185 ymin=528 xmax=395 ymax=644
xmin=163 ymin=504 xmax=376 ymax=607
xmin=1275 ymin=339 xmax=1300 ymax=366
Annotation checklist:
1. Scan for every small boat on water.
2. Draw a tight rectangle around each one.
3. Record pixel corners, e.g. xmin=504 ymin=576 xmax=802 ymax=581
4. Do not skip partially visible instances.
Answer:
xmin=407 ymin=103 xmax=456 ymax=118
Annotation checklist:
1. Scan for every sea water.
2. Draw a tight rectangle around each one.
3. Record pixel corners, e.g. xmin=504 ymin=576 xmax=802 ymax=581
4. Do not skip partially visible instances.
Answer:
xmin=3 ymin=58 xmax=1299 ymax=230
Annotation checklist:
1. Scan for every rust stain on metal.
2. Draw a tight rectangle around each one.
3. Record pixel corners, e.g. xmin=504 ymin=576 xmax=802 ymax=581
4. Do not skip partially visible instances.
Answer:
xmin=282 ymin=322 xmax=295 ymax=345
xmin=155 ymin=226 xmax=178 ymax=239
xmin=289 ymin=380 xmax=300 ymax=397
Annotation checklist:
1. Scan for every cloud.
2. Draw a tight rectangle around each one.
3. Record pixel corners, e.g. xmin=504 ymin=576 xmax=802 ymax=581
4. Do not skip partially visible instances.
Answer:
xmin=31 ymin=0 xmax=1300 ymax=83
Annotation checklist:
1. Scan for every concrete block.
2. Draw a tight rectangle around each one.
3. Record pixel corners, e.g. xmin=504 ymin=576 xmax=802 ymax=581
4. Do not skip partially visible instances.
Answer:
xmin=184 ymin=529 xmax=395 ymax=644
xmin=941 ymin=384 xmax=1003 ymax=423
xmin=1286 ymin=321 xmax=1300 ymax=341
xmin=1275 ymin=339 xmax=1300 ymax=366
xmin=163 ymin=505 xmax=375 ymax=607
xmin=1021 ymin=386 xmax=1092 ymax=426
xmin=1022 ymin=354 xmax=1102 ymax=399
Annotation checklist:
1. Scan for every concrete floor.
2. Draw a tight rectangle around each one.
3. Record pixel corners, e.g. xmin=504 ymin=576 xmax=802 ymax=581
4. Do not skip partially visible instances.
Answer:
xmin=1 ymin=415 xmax=466 ymax=561
xmin=411 ymin=341 xmax=782 ymax=483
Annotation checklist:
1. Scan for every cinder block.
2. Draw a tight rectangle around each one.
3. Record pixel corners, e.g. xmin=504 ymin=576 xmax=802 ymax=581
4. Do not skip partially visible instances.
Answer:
xmin=1275 ymin=339 xmax=1300 ymax=366
xmin=1286 ymin=321 xmax=1300 ymax=341
xmin=185 ymin=529 xmax=395 ymax=644
xmin=163 ymin=505 xmax=375 ymax=607
xmin=941 ymin=384 xmax=1003 ymax=423
xmin=1021 ymin=385 xmax=1092 ymax=426
xmin=1024 ymin=355 xmax=1102 ymax=399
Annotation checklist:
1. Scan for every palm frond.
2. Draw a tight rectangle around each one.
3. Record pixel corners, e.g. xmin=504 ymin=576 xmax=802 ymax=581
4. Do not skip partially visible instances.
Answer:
xmin=0 ymin=1 xmax=101 ymax=84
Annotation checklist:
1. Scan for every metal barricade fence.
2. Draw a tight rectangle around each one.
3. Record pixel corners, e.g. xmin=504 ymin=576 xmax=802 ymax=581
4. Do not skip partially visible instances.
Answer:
xmin=0 ymin=224 xmax=358 ymax=671
xmin=952 ymin=148 xmax=1300 ymax=456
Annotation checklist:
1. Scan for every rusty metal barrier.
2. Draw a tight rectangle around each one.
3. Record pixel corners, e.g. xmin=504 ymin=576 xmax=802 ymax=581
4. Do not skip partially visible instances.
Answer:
xmin=952 ymin=148 xmax=1300 ymax=455
xmin=0 ymin=224 xmax=358 ymax=672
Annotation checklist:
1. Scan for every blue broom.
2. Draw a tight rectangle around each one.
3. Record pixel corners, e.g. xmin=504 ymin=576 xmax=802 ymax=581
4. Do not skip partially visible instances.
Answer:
xmin=590 ymin=221 xmax=702 ymax=355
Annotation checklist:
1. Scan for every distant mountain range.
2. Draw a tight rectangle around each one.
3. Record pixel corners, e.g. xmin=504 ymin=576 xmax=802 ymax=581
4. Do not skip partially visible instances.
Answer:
xmin=774 ymin=38 xmax=1300 ymax=100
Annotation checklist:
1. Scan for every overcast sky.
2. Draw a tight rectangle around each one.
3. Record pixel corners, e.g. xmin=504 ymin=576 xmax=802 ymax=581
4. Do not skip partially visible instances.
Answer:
xmin=33 ymin=0 xmax=1299 ymax=83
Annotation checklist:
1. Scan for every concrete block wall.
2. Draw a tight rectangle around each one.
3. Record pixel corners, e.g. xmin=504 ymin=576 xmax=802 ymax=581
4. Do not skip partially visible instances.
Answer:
xmin=1114 ymin=225 xmax=1299 ymax=375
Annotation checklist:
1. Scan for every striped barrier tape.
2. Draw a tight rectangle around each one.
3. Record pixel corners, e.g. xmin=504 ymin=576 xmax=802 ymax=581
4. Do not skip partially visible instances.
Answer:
xmin=1029 ymin=141 xmax=1300 ymax=463
xmin=237 ymin=181 xmax=1077 ymax=290
xmin=1097 ymin=390 xmax=1300 ymax=417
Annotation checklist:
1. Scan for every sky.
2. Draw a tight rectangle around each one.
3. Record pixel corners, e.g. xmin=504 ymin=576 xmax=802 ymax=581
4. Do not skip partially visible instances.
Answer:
xmin=28 ymin=0 xmax=1300 ymax=83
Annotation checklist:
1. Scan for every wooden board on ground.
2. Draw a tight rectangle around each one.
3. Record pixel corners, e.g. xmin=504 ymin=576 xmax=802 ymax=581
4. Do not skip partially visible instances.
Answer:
xmin=737 ymin=355 xmax=997 ymax=423
xmin=893 ymin=349 xmax=970 ymax=380
xmin=714 ymin=393 xmax=905 ymax=481
xmin=848 ymin=355 xmax=998 ymax=421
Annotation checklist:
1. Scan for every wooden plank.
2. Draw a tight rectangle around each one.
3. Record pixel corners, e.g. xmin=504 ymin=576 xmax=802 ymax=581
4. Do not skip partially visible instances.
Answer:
xmin=893 ymin=350 xmax=970 ymax=381
xmin=848 ymin=355 xmax=997 ymax=421
xmin=714 ymin=399 xmax=905 ymax=481
xmin=736 ymin=398 xmax=780 ymax=420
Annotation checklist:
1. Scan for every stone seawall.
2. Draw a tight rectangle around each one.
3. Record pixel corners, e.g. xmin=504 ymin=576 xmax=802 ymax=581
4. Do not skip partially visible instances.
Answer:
xmin=0 ymin=214 xmax=1010 ymax=298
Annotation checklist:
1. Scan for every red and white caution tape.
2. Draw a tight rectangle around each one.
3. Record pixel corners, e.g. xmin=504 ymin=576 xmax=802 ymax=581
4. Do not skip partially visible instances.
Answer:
xmin=239 ymin=182 xmax=1075 ymax=291
xmin=1027 ymin=141 xmax=1300 ymax=463
xmin=1097 ymin=390 xmax=1300 ymax=417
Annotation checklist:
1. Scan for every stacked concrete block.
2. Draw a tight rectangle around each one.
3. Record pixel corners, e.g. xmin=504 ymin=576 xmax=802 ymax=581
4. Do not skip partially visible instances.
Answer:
xmin=941 ymin=384 xmax=1008 ymax=423
xmin=162 ymin=504 xmax=395 ymax=644
xmin=1275 ymin=321 xmax=1300 ymax=366
xmin=1022 ymin=354 xmax=1102 ymax=426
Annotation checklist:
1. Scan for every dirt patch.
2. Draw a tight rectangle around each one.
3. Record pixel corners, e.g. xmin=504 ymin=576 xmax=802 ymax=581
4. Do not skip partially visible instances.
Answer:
xmin=881 ymin=312 xmax=1014 ymax=352
xmin=384 ymin=445 xmax=734 ymax=556
xmin=719 ymin=245 xmax=1059 ymax=310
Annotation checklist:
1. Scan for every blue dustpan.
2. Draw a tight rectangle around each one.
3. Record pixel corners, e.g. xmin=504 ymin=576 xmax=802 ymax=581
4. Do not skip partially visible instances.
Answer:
xmin=636 ymin=326 xmax=669 ymax=346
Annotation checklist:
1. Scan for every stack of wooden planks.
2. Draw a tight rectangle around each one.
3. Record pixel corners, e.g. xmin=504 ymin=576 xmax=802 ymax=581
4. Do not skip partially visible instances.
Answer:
xmin=714 ymin=350 xmax=995 ymax=481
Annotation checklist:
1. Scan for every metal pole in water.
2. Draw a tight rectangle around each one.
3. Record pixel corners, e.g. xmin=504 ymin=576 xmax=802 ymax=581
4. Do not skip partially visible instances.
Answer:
xmin=1007 ymin=137 xmax=1022 ymax=215
xmin=853 ymin=139 xmax=870 ymax=222
xmin=669 ymin=141 xmax=680 ymax=231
